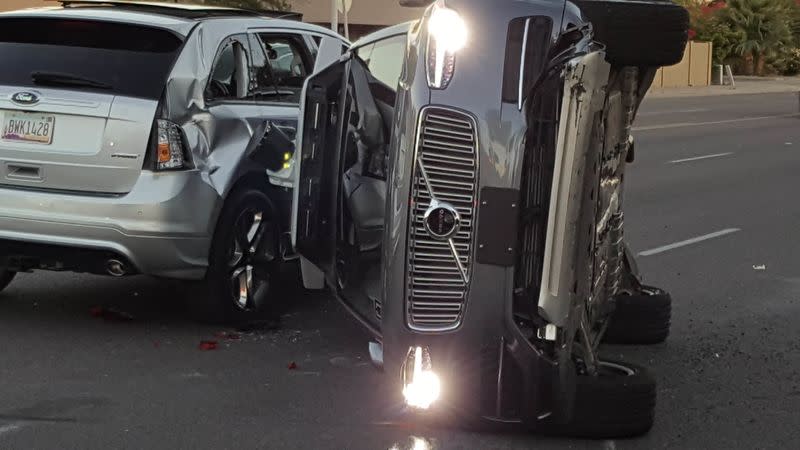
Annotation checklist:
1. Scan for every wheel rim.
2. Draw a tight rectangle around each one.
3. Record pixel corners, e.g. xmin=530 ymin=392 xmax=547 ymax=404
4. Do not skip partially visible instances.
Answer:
xmin=598 ymin=361 xmax=636 ymax=377
xmin=227 ymin=209 xmax=273 ymax=311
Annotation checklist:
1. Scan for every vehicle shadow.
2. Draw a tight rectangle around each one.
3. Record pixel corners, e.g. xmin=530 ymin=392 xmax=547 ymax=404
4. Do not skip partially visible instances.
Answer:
xmin=0 ymin=263 xmax=327 ymax=333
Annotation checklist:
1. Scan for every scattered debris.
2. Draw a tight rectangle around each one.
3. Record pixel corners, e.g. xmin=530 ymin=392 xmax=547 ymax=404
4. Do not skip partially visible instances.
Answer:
xmin=214 ymin=331 xmax=242 ymax=341
xmin=753 ymin=264 xmax=766 ymax=271
xmin=89 ymin=306 xmax=135 ymax=322
xmin=182 ymin=372 xmax=207 ymax=378
xmin=329 ymin=356 xmax=353 ymax=368
xmin=236 ymin=319 xmax=281 ymax=334
xmin=287 ymin=361 xmax=298 ymax=370
xmin=198 ymin=340 xmax=218 ymax=351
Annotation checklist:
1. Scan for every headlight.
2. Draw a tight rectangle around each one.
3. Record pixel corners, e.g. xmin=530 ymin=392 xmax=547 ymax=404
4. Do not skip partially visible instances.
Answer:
xmin=402 ymin=346 xmax=441 ymax=409
xmin=426 ymin=3 xmax=467 ymax=89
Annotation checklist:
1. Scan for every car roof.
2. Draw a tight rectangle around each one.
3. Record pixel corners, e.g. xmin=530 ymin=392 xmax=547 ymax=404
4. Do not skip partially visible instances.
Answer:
xmin=352 ymin=21 xmax=415 ymax=50
xmin=0 ymin=1 xmax=324 ymax=38
xmin=57 ymin=1 xmax=303 ymax=20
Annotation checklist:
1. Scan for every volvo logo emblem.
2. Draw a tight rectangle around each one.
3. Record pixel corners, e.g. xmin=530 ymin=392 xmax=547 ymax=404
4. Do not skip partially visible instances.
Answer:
xmin=423 ymin=200 xmax=461 ymax=241
xmin=11 ymin=91 xmax=40 ymax=105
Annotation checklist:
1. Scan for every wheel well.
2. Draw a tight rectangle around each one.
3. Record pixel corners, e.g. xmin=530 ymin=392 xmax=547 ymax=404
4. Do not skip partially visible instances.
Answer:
xmin=206 ymin=171 xmax=286 ymax=255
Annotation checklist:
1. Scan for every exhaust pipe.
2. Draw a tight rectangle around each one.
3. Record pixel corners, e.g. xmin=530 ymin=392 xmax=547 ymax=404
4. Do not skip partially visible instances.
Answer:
xmin=106 ymin=259 xmax=127 ymax=277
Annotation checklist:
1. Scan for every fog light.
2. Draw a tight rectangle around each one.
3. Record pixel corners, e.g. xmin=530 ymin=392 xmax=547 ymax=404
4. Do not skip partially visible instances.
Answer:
xmin=402 ymin=346 xmax=441 ymax=409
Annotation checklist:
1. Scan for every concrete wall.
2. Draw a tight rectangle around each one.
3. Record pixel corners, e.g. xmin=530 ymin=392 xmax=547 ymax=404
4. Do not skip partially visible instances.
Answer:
xmin=293 ymin=0 xmax=426 ymax=27
xmin=0 ymin=0 xmax=49 ymax=12
xmin=653 ymin=41 xmax=713 ymax=88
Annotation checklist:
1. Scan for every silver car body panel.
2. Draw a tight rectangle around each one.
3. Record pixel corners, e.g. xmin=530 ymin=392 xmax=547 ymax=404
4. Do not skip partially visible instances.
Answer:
xmin=537 ymin=51 xmax=611 ymax=327
xmin=0 ymin=88 xmax=158 ymax=194
xmin=0 ymin=7 xmax=347 ymax=279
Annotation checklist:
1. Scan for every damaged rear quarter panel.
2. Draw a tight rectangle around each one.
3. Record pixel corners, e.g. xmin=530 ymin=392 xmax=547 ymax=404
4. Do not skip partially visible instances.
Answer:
xmin=160 ymin=20 xmax=308 ymax=233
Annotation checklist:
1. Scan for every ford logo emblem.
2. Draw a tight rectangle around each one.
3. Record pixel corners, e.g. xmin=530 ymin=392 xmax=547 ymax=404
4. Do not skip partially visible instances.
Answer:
xmin=423 ymin=200 xmax=461 ymax=241
xmin=11 ymin=91 xmax=40 ymax=105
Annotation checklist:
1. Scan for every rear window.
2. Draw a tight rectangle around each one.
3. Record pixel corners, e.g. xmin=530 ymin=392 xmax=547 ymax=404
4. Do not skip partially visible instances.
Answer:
xmin=0 ymin=19 xmax=184 ymax=99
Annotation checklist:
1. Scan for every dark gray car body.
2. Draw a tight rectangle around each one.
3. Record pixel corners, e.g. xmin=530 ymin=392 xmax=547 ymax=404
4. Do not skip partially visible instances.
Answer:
xmin=295 ymin=0 xmax=657 ymax=424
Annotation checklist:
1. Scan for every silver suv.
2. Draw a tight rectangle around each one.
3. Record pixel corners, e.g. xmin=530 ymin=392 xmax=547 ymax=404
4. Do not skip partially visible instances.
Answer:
xmin=0 ymin=1 xmax=347 ymax=322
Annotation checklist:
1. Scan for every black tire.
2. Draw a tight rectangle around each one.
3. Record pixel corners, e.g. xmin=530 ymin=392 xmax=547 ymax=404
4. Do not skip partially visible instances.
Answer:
xmin=574 ymin=0 xmax=690 ymax=67
xmin=548 ymin=360 xmax=656 ymax=438
xmin=192 ymin=188 xmax=280 ymax=325
xmin=0 ymin=269 xmax=15 ymax=293
xmin=605 ymin=286 xmax=672 ymax=345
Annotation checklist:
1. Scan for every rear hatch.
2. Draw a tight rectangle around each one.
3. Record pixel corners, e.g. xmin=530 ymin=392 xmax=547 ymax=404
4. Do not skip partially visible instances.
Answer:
xmin=0 ymin=18 xmax=184 ymax=194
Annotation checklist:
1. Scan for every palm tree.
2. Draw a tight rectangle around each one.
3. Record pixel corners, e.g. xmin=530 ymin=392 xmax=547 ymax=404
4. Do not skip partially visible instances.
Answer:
xmin=721 ymin=0 xmax=793 ymax=75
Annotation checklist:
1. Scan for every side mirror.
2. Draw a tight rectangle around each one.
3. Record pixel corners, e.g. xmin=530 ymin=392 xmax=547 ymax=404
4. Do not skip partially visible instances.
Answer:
xmin=399 ymin=0 xmax=435 ymax=7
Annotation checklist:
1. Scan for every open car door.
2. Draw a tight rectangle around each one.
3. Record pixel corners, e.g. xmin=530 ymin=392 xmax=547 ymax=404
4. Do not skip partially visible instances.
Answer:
xmin=293 ymin=51 xmax=397 ymax=335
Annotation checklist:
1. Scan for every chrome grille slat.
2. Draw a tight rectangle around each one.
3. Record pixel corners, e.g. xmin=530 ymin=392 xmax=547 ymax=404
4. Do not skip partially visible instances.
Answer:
xmin=423 ymin=126 xmax=475 ymax=142
xmin=426 ymin=113 xmax=472 ymax=128
xmin=422 ymin=138 xmax=475 ymax=152
xmin=407 ymin=107 xmax=478 ymax=330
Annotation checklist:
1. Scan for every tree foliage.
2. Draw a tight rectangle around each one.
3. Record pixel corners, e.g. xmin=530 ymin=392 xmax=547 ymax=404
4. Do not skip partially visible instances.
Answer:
xmin=677 ymin=0 xmax=800 ymax=75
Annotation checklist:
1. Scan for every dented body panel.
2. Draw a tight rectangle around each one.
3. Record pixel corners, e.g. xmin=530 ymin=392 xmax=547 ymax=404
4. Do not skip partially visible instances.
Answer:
xmin=0 ymin=6 xmax=347 ymax=280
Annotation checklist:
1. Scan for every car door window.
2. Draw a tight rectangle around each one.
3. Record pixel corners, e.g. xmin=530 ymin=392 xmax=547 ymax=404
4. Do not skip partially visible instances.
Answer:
xmin=356 ymin=34 xmax=406 ymax=90
xmin=247 ymin=33 xmax=313 ymax=104
xmin=206 ymin=37 xmax=250 ymax=102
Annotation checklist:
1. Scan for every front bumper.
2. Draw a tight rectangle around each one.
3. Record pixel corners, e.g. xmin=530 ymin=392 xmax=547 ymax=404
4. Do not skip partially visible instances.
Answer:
xmin=0 ymin=170 xmax=220 ymax=280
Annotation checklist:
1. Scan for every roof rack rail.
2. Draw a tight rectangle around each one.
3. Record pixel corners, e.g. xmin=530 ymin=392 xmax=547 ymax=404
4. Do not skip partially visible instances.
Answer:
xmin=58 ymin=1 xmax=303 ymax=21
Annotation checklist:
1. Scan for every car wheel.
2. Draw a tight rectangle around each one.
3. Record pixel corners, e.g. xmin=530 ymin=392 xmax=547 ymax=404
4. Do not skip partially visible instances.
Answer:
xmin=194 ymin=188 xmax=280 ymax=325
xmin=0 ymin=268 xmax=16 ymax=294
xmin=604 ymin=286 xmax=672 ymax=345
xmin=574 ymin=0 xmax=690 ymax=67
xmin=544 ymin=360 xmax=656 ymax=438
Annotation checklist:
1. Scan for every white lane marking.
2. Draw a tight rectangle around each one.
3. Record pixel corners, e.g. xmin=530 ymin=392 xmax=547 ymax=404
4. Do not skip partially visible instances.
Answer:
xmin=0 ymin=424 xmax=23 ymax=436
xmin=638 ymin=108 xmax=710 ymax=116
xmin=634 ymin=113 xmax=800 ymax=131
xmin=669 ymin=152 xmax=733 ymax=164
xmin=638 ymin=228 xmax=741 ymax=257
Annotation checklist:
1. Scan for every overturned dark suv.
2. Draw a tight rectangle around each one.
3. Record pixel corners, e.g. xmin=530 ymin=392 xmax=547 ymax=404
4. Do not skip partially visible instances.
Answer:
xmin=292 ymin=0 xmax=689 ymax=437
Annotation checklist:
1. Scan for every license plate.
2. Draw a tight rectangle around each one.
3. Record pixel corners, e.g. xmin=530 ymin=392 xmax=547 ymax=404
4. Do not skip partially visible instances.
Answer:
xmin=1 ymin=111 xmax=56 ymax=145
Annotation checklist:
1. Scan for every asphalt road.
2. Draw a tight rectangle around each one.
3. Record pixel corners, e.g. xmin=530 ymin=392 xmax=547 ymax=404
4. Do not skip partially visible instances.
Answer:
xmin=2 ymin=92 xmax=800 ymax=449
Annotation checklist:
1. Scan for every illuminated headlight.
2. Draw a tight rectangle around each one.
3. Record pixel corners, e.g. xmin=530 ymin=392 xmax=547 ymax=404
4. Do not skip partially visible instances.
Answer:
xmin=426 ymin=3 xmax=467 ymax=89
xmin=402 ymin=346 xmax=441 ymax=410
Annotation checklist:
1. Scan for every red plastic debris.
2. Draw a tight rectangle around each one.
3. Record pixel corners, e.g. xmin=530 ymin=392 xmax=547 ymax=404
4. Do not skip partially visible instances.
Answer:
xmin=287 ymin=361 xmax=297 ymax=370
xmin=153 ymin=341 xmax=161 ymax=348
xmin=199 ymin=340 xmax=218 ymax=351
xmin=89 ymin=306 xmax=104 ymax=317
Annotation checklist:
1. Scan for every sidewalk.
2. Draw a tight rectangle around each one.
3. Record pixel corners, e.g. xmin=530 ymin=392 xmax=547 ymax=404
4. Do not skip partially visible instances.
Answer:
xmin=647 ymin=76 xmax=800 ymax=99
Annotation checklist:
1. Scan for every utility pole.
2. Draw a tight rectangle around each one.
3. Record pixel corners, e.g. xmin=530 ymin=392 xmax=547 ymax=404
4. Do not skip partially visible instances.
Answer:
xmin=331 ymin=0 xmax=339 ymax=33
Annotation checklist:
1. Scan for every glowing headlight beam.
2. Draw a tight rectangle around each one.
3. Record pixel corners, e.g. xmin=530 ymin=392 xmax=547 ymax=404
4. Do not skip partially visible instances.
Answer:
xmin=428 ymin=5 xmax=468 ymax=52
xmin=426 ymin=4 xmax=467 ymax=89
xmin=402 ymin=346 xmax=441 ymax=410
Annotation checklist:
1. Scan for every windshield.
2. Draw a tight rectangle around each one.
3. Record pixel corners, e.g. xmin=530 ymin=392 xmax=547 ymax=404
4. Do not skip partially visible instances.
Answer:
xmin=0 ymin=18 xmax=184 ymax=99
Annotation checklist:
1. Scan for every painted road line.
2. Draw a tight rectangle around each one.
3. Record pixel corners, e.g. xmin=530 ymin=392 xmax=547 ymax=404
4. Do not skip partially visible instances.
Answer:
xmin=638 ymin=228 xmax=741 ymax=257
xmin=669 ymin=152 xmax=733 ymax=164
xmin=634 ymin=113 xmax=800 ymax=131
xmin=638 ymin=108 xmax=710 ymax=117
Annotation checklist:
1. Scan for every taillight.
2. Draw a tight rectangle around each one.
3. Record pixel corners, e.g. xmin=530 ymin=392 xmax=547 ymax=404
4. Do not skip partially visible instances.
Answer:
xmin=155 ymin=119 xmax=187 ymax=170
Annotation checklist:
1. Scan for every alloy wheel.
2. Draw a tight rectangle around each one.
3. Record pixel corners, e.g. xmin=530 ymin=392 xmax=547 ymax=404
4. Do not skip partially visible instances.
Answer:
xmin=227 ymin=209 xmax=274 ymax=311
